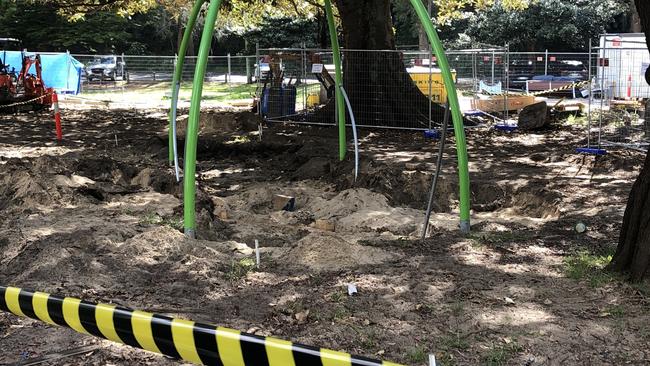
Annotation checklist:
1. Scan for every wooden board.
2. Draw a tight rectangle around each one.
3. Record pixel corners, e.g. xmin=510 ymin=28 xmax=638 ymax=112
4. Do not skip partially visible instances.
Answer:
xmin=471 ymin=95 xmax=538 ymax=113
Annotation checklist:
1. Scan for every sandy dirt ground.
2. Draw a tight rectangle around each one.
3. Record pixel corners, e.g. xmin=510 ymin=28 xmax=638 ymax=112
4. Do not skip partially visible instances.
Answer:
xmin=0 ymin=107 xmax=649 ymax=366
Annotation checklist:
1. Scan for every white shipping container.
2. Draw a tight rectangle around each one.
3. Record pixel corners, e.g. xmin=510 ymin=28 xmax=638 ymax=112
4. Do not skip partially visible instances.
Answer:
xmin=597 ymin=33 xmax=650 ymax=99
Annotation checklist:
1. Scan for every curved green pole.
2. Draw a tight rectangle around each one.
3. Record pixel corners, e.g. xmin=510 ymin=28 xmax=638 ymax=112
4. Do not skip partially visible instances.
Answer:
xmin=183 ymin=0 xmax=223 ymax=238
xmin=324 ymin=0 xmax=346 ymax=161
xmin=409 ymin=0 xmax=471 ymax=233
xmin=169 ymin=0 xmax=206 ymax=165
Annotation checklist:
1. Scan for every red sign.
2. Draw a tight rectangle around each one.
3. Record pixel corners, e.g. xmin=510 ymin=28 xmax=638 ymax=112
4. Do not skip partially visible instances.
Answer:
xmin=536 ymin=56 xmax=543 ymax=62
xmin=550 ymin=56 xmax=557 ymax=62
xmin=598 ymin=58 xmax=610 ymax=67
xmin=612 ymin=38 xmax=622 ymax=47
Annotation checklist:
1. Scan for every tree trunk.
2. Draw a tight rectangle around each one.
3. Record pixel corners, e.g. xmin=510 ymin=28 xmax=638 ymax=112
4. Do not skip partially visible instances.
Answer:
xmin=608 ymin=0 xmax=650 ymax=281
xmin=630 ymin=0 xmax=643 ymax=33
xmin=309 ymin=0 xmax=447 ymax=127
xmin=418 ymin=0 xmax=433 ymax=51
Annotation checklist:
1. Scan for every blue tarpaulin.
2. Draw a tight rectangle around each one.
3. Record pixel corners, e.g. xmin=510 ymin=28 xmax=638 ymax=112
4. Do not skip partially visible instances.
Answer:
xmin=0 ymin=51 xmax=84 ymax=95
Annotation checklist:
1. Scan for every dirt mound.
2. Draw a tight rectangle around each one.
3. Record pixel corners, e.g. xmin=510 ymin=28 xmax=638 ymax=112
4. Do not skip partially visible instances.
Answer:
xmin=176 ymin=111 xmax=263 ymax=136
xmin=307 ymin=188 xmax=392 ymax=218
xmin=331 ymin=158 xmax=456 ymax=211
xmin=306 ymin=188 xmax=422 ymax=235
xmin=0 ymin=155 xmax=178 ymax=211
xmin=284 ymin=232 xmax=396 ymax=271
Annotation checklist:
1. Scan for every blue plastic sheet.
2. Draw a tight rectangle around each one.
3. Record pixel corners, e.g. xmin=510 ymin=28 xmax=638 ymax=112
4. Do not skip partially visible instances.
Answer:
xmin=0 ymin=51 xmax=84 ymax=94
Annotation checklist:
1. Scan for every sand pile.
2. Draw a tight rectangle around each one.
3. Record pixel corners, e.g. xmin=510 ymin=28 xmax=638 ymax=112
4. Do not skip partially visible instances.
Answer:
xmin=284 ymin=232 xmax=396 ymax=271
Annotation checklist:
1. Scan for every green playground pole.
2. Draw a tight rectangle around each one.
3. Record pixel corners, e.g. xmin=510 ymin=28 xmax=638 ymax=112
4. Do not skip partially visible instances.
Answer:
xmin=324 ymin=0 xmax=346 ymax=161
xmin=183 ymin=0 xmax=223 ymax=238
xmin=409 ymin=0 xmax=471 ymax=233
xmin=168 ymin=0 xmax=206 ymax=165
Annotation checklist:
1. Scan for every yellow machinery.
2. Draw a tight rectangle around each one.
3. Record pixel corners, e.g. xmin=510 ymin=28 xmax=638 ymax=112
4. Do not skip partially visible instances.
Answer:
xmin=408 ymin=66 xmax=457 ymax=103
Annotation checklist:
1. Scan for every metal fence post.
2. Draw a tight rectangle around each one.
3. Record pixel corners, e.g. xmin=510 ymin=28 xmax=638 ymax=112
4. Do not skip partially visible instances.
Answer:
xmin=174 ymin=53 xmax=179 ymax=81
xmin=246 ymin=55 xmax=252 ymax=84
xmin=301 ymin=42 xmax=307 ymax=111
xmin=491 ymin=50 xmax=495 ymax=84
xmin=256 ymin=43 xmax=261 ymax=115
xmin=545 ymin=49 xmax=549 ymax=75
xmin=227 ymin=53 xmax=231 ymax=84
xmin=587 ymin=39 xmax=593 ymax=148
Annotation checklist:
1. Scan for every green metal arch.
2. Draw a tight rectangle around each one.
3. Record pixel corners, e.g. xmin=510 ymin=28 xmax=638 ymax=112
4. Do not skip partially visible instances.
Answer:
xmin=171 ymin=0 xmax=471 ymax=237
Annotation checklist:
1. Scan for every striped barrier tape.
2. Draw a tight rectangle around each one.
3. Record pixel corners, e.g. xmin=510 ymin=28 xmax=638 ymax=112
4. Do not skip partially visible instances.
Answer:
xmin=462 ymin=80 xmax=592 ymax=97
xmin=0 ymin=92 xmax=54 ymax=110
xmin=0 ymin=286 xmax=403 ymax=366
xmin=526 ymin=80 xmax=591 ymax=97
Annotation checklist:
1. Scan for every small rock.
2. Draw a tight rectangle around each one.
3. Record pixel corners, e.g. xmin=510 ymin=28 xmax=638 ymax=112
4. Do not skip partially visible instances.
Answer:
xmin=314 ymin=219 xmax=336 ymax=232
xmin=544 ymin=299 xmax=553 ymax=305
xmin=347 ymin=283 xmax=358 ymax=296
xmin=272 ymin=194 xmax=296 ymax=212
xmin=212 ymin=197 xmax=230 ymax=218
xmin=518 ymin=101 xmax=549 ymax=131
xmin=229 ymin=242 xmax=254 ymax=255
xmin=504 ymin=297 xmax=516 ymax=305
xmin=295 ymin=310 xmax=310 ymax=324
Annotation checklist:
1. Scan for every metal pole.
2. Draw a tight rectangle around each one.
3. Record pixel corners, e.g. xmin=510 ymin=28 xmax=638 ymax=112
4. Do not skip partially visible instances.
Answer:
xmin=427 ymin=0 xmax=433 ymax=129
xmin=422 ymin=103 xmax=450 ymax=240
xmin=428 ymin=49 xmax=433 ymax=130
xmin=504 ymin=45 xmax=509 ymax=120
xmin=302 ymin=41 xmax=307 ymax=110
xmin=226 ymin=53 xmax=231 ymax=84
xmin=491 ymin=50 xmax=495 ymax=84
xmin=599 ymin=36 xmax=607 ymax=148
xmin=545 ymin=49 xmax=549 ymax=75
xmin=587 ymin=37 xmax=594 ymax=149
xmin=410 ymin=0 xmax=471 ymax=234
xmin=255 ymin=42 xmax=261 ymax=115
xmin=183 ymin=0 xmax=223 ymax=238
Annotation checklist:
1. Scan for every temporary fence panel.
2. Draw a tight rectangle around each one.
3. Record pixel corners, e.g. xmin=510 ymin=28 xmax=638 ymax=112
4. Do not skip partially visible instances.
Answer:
xmin=72 ymin=54 xmax=257 ymax=87
xmin=257 ymin=48 xmax=508 ymax=130
xmin=587 ymin=34 xmax=650 ymax=151
xmin=1 ymin=51 xmax=83 ymax=94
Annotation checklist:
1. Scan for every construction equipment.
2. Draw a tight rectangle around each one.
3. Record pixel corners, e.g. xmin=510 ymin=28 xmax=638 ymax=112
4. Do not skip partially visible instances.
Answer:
xmin=0 ymin=52 xmax=53 ymax=112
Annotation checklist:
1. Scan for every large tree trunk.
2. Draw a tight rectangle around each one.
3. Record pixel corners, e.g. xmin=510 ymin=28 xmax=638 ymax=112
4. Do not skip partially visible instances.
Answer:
xmin=608 ymin=0 xmax=650 ymax=281
xmin=309 ymin=0 xmax=446 ymax=127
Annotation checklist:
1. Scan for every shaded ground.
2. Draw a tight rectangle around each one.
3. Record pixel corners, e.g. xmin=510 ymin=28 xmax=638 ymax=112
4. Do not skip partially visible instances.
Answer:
xmin=0 ymin=108 xmax=649 ymax=366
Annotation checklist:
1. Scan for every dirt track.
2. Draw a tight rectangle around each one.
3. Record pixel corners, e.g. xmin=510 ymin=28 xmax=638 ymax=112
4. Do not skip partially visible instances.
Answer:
xmin=0 ymin=108 xmax=649 ymax=365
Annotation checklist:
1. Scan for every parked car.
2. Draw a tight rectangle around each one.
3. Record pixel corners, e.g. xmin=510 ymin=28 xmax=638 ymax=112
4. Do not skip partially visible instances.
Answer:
xmin=85 ymin=55 xmax=127 ymax=81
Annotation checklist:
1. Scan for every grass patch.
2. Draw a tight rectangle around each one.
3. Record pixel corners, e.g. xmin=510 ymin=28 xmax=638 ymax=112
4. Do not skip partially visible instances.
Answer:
xmin=565 ymin=114 xmax=587 ymax=126
xmin=225 ymin=258 xmax=256 ymax=281
xmin=406 ymin=345 xmax=428 ymax=364
xmin=606 ymin=305 xmax=626 ymax=318
xmin=82 ymin=82 xmax=257 ymax=104
xmin=484 ymin=342 xmax=522 ymax=366
xmin=140 ymin=213 xmax=183 ymax=231
xmin=438 ymin=333 xmax=469 ymax=351
xmin=563 ymin=250 xmax=617 ymax=287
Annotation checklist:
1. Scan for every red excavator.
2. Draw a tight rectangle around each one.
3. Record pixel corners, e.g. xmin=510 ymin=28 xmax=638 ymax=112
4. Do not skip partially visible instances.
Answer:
xmin=0 ymin=51 xmax=53 ymax=112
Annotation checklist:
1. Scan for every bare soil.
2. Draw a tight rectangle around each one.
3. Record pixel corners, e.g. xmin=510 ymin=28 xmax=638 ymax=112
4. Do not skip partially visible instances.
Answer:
xmin=0 ymin=108 xmax=649 ymax=365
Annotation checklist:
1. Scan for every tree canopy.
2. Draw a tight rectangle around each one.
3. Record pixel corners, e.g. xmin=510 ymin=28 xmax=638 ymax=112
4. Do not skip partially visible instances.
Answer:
xmin=0 ymin=0 xmax=638 ymax=54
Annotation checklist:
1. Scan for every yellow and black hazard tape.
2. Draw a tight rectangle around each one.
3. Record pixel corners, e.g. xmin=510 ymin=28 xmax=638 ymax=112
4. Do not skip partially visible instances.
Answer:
xmin=527 ymin=80 xmax=591 ymax=97
xmin=0 ymin=92 xmax=53 ymax=110
xmin=0 ymin=286 xmax=403 ymax=366
xmin=463 ymin=80 xmax=592 ymax=98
